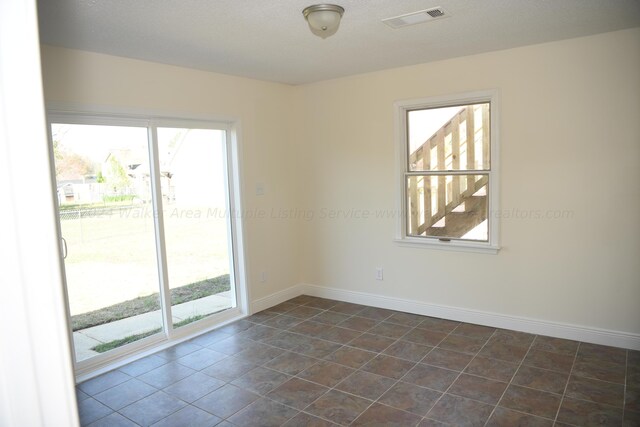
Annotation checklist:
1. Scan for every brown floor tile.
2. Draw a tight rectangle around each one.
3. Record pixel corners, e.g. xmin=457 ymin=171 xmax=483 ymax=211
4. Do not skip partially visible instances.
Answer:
xmin=352 ymin=402 xmax=423 ymax=426
xmin=348 ymin=333 xmax=396 ymax=352
xmin=386 ymin=312 xmax=426 ymax=327
xmin=283 ymin=412 xmax=337 ymax=427
xmin=417 ymin=317 xmax=460 ymax=334
xmin=263 ymin=351 xmax=319 ymax=375
xmin=193 ymin=383 xmax=259 ymax=418
xmin=293 ymin=337 xmax=342 ymax=358
xmin=522 ymin=349 xmax=574 ymax=373
xmin=316 ymin=326 xmax=362 ymax=344
xmin=228 ymin=397 xmax=299 ymax=426
xmin=572 ymin=359 xmax=626 ymax=384
xmin=383 ymin=340 xmax=433 ymax=362
xmin=361 ymin=354 xmax=416 ymax=380
xmin=629 ymin=350 xmax=640 ymax=367
xmin=289 ymin=320 xmax=328 ymax=336
xmin=237 ymin=324 xmax=282 ymax=342
xmin=246 ymin=311 xmax=280 ymax=324
xmin=419 ymin=419 xmax=450 ymax=427
xmin=379 ymin=381 xmax=441 ymax=416
xmin=207 ymin=335 xmax=255 ymax=355
xmin=402 ymin=328 xmax=447 ymax=346
xmin=201 ymin=356 xmax=257 ymax=382
xmin=423 ymin=348 xmax=474 ymax=371
xmin=267 ymin=378 xmax=329 ymax=410
xmin=265 ymin=302 xmax=298 ymax=314
xmin=491 ymin=330 xmax=536 ymax=348
xmin=438 ymin=334 xmax=486 ymax=354
xmin=402 ymin=364 xmax=459 ymax=391
xmin=427 ymin=394 xmax=494 ymax=427
xmin=298 ymin=360 xmax=355 ymax=387
xmin=335 ymin=370 xmax=396 ymax=400
xmin=452 ymin=323 xmax=496 ymax=340
xmin=465 ymin=355 xmax=519 ymax=382
xmin=304 ymin=297 xmax=339 ymax=310
xmin=231 ymin=366 xmax=291 ymax=395
xmin=217 ymin=319 xmax=255 ymax=335
xmin=367 ymin=322 xmax=413 ymax=339
xmin=499 ymin=384 xmax=561 ymax=419
xmin=357 ymin=306 xmax=396 ymax=321
xmin=531 ymin=336 xmax=579 ymax=356
xmin=263 ymin=315 xmax=303 ymax=330
xmin=511 ymin=365 xmax=568 ymax=394
xmin=323 ymin=346 xmax=376 ymax=369
xmin=577 ymin=343 xmax=627 ymax=365
xmin=312 ymin=311 xmax=351 ymax=326
xmin=233 ymin=343 xmax=284 ymax=365
xmin=264 ymin=331 xmax=313 ymax=351
xmin=306 ymin=390 xmax=371 ymax=425
xmin=566 ymin=375 xmax=625 ymax=407
xmin=448 ymin=374 xmax=508 ymax=405
xmin=337 ymin=316 xmax=378 ymax=332
xmin=287 ymin=295 xmax=317 ymax=305
xmin=624 ymin=409 xmax=640 ymax=427
xmin=627 ymin=386 xmax=640 ymax=412
xmin=329 ymin=301 xmax=366 ymax=315
xmin=485 ymin=406 xmax=553 ymax=426
xmin=287 ymin=306 xmax=325 ymax=319
xmin=479 ymin=341 xmax=529 ymax=363
xmin=628 ymin=366 xmax=640 ymax=387
xmin=557 ymin=396 xmax=623 ymax=427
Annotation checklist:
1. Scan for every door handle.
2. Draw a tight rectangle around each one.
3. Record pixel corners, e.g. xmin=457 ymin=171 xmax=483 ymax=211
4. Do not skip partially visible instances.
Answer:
xmin=61 ymin=237 xmax=67 ymax=259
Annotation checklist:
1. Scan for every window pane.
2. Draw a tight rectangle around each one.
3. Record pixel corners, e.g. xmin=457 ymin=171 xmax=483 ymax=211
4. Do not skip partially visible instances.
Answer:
xmin=408 ymin=103 xmax=490 ymax=171
xmin=157 ymin=128 xmax=235 ymax=329
xmin=52 ymin=123 xmax=163 ymax=362
xmin=407 ymin=174 xmax=488 ymax=241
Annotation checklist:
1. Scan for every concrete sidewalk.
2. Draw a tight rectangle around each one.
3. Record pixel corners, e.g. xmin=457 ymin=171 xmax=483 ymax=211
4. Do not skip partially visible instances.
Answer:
xmin=73 ymin=292 xmax=233 ymax=361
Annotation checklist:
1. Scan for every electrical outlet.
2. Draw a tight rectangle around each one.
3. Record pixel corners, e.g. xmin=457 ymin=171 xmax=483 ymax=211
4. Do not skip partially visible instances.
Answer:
xmin=375 ymin=267 xmax=383 ymax=281
xmin=260 ymin=271 xmax=267 ymax=283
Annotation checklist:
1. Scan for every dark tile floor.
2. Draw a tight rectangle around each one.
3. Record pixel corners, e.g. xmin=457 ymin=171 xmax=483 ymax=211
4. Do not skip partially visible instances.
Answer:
xmin=77 ymin=295 xmax=640 ymax=426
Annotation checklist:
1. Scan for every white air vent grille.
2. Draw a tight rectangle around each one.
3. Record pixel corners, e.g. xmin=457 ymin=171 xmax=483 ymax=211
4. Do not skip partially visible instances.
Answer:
xmin=382 ymin=7 xmax=448 ymax=29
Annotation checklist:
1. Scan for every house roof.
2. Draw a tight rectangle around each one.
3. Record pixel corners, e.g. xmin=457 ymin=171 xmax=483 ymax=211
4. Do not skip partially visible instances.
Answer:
xmin=38 ymin=0 xmax=640 ymax=85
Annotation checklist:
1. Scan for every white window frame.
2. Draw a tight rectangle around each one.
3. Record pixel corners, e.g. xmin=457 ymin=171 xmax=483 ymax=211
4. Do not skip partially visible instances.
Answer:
xmin=46 ymin=105 xmax=249 ymax=378
xmin=394 ymin=90 xmax=501 ymax=254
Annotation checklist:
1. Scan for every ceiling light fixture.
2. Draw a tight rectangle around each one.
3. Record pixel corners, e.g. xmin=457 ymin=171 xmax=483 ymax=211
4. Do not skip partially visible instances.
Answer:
xmin=302 ymin=4 xmax=345 ymax=39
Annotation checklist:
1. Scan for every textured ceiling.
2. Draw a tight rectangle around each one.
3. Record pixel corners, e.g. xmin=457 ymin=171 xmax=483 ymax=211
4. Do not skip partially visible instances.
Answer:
xmin=37 ymin=0 xmax=640 ymax=85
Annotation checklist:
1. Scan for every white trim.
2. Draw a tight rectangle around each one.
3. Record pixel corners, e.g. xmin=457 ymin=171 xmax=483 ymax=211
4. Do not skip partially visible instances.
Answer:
xmin=394 ymin=89 xmax=501 ymax=253
xmin=299 ymin=283 xmax=640 ymax=351
xmin=250 ymin=285 xmax=305 ymax=314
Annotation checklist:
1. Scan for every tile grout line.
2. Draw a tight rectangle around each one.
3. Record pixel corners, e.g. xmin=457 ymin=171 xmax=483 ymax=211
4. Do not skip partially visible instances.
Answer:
xmin=481 ymin=332 xmax=538 ymax=426
xmin=413 ymin=321 xmax=492 ymax=426
xmin=552 ymin=341 xmax=580 ymax=425
xmin=623 ymin=349 xmax=628 ymax=426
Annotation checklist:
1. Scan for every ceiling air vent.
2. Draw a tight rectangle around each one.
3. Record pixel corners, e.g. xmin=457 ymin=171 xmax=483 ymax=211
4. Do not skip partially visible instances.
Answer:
xmin=382 ymin=7 xmax=448 ymax=29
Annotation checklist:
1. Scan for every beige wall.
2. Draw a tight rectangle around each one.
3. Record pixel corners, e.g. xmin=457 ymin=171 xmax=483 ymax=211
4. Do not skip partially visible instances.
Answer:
xmin=41 ymin=27 xmax=640 ymax=336
xmin=40 ymin=45 xmax=302 ymax=303
xmin=295 ymin=27 xmax=640 ymax=334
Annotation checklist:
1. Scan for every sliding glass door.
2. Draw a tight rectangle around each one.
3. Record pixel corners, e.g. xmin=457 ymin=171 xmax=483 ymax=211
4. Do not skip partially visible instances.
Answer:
xmin=49 ymin=116 xmax=240 ymax=367
xmin=157 ymin=128 xmax=235 ymax=329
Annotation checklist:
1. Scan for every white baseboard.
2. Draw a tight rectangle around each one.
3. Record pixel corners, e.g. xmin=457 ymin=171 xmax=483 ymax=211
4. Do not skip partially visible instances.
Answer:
xmin=251 ymin=285 xmax=304 ymax=314
xmin=295 ymin=283 xmax=640 ymax=351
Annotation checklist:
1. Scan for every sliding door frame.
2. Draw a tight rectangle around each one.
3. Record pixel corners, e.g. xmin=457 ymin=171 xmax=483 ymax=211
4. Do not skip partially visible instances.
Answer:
xmin=47 ymin=106 xmax=249 ymax=378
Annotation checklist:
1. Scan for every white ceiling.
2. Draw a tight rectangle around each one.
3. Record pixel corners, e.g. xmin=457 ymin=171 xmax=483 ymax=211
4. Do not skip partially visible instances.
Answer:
xmin=37 ymin=0 xmax=640 ymax=85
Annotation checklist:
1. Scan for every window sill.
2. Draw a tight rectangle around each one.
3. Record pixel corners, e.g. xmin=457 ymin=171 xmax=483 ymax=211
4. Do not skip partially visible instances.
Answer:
xmin=394 ymin=237 xmax=500 ymax=254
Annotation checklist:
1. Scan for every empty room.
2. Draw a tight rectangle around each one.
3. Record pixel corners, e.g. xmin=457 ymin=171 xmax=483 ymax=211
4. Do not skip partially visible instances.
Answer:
xmin=1 ymin=0 xmax=639 ymax=426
